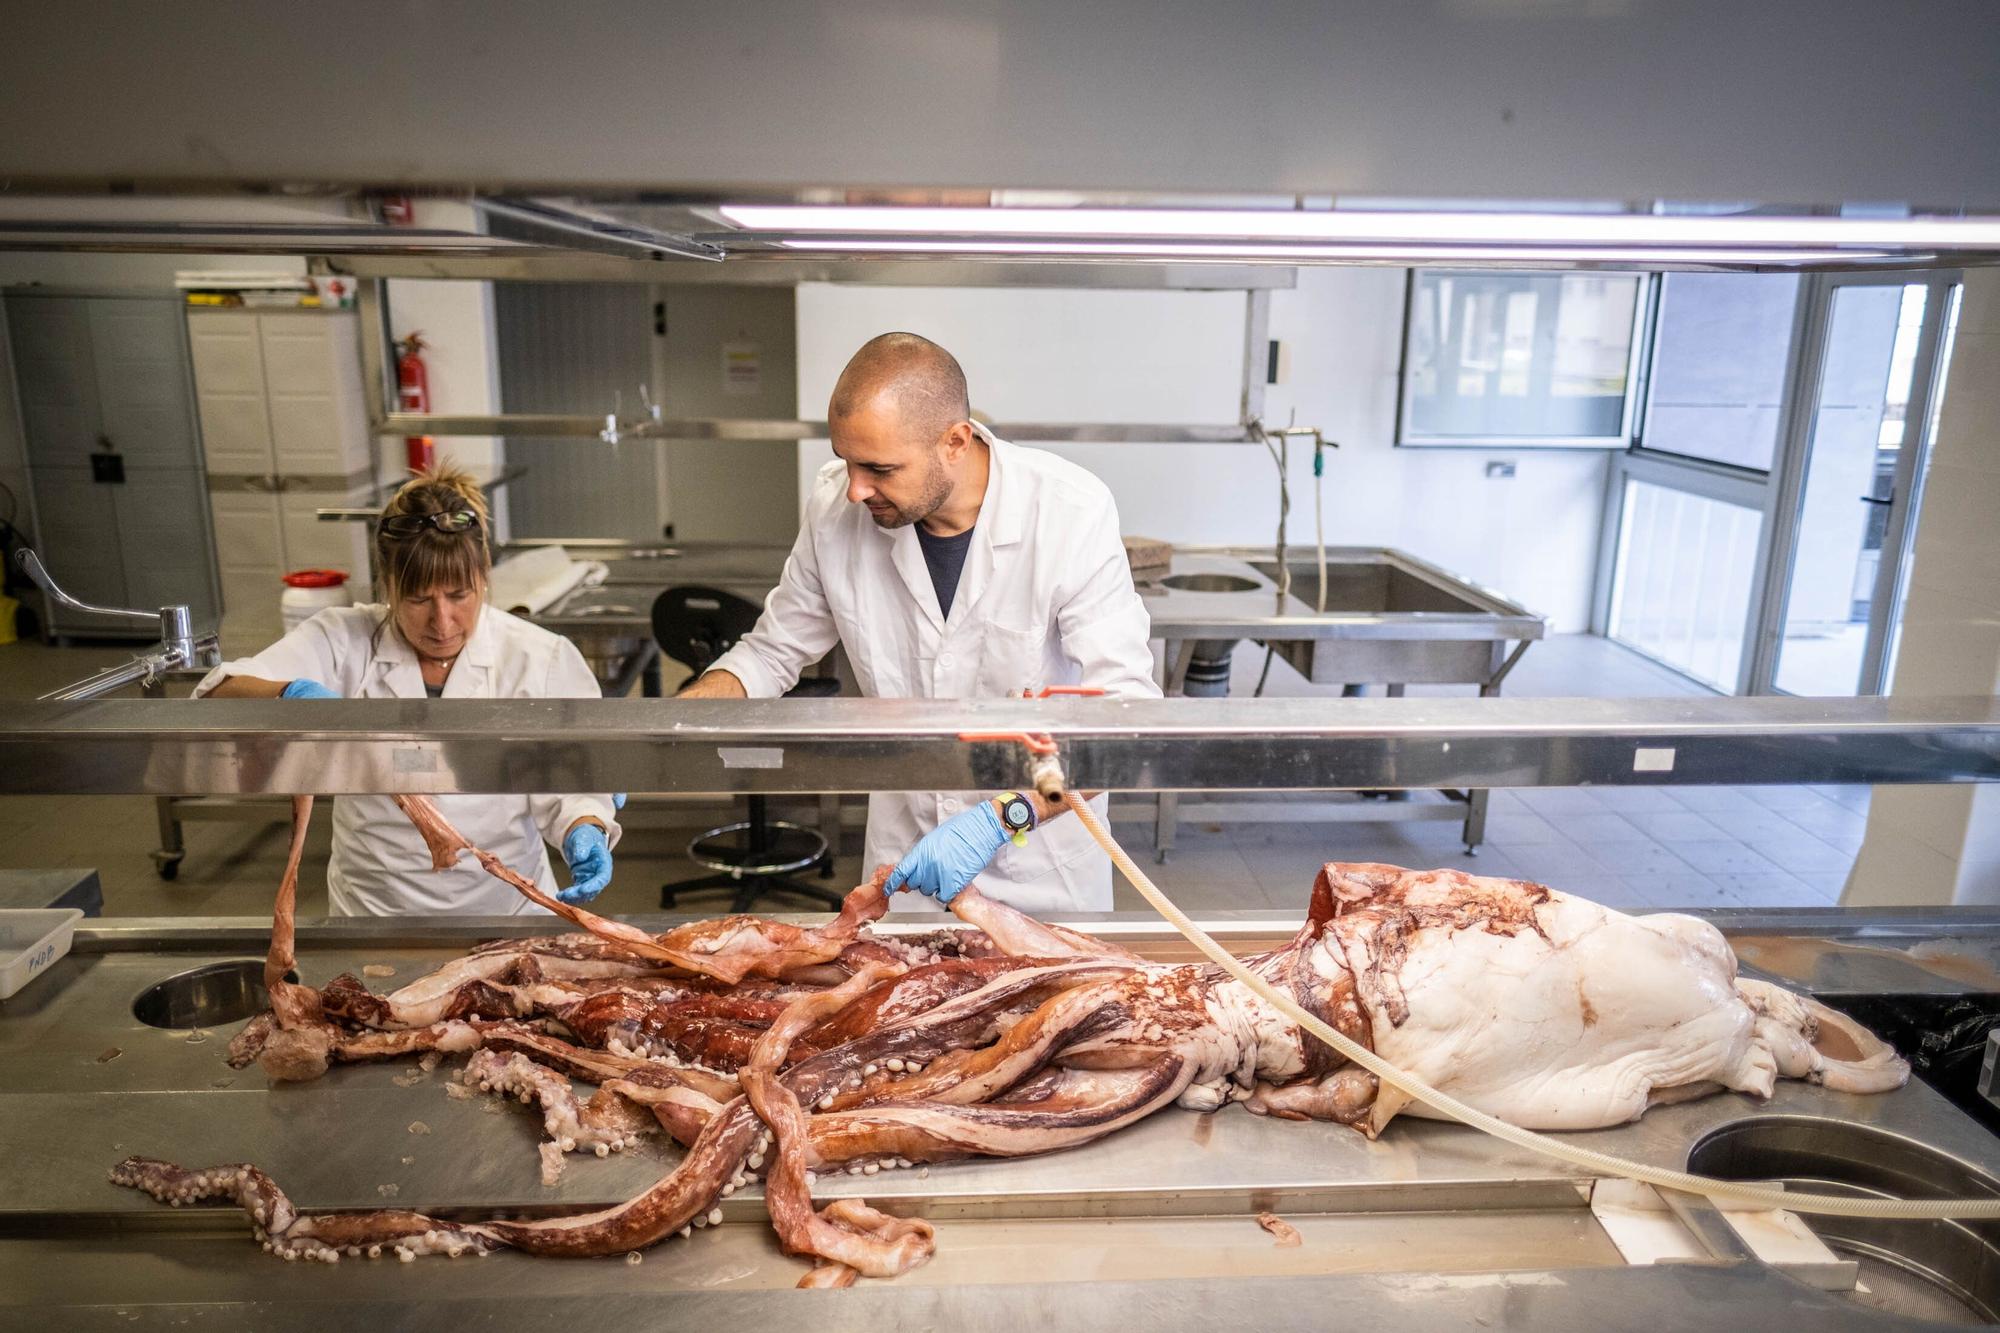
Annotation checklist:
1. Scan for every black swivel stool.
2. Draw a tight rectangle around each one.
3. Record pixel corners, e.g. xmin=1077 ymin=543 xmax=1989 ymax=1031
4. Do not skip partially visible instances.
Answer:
xmin=651 ymin=586 xmax=845 ymax=914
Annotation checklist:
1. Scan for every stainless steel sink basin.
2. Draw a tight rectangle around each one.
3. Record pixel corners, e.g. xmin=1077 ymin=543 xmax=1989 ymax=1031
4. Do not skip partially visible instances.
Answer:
xmin=1247 ymin=558 xmax=1501 ymax=615
xmin=1160 ymin=572 xmax=1262 ymax=594
xmin=1146 ymin=545 xmax=1548 ymax=690
xmin=1687 ymin=1115 xmax=2000 ymax=1325
xmin=132 ymin=960 xmax=290 ymax=1029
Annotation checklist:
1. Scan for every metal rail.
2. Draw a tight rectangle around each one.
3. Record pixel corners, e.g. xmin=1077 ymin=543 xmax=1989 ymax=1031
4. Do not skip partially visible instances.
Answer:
xmin=3 ymin=695 xmax=1998 ymax=796
xmin=311 ymin=252 xmax=1300 ymax=288
xmin=350 ymin=271 xmax=1275 ymax=444
xmin=374 ymin=412 xmax=1267 ymax=444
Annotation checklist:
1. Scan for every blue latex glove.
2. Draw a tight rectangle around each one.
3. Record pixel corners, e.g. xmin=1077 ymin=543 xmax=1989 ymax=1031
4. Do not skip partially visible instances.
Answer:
xmin=560 ymin=822 xmax=613 ymax=905
xmin=280 ymin=679 xmax=341 ymax=700
xmin=613 ymin=793 xmax=628 ymax=811
xmin=886 ymin=801 xmax=1008 ymax=904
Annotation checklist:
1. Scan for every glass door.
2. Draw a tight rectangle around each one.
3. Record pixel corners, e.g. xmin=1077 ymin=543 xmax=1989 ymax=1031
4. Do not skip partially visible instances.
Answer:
xmin=1758 ymin=274 xmax=1958 ymax=696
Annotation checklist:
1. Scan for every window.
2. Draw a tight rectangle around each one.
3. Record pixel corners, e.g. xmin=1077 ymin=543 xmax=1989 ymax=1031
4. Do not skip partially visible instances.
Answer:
xmin=1607 ymin=479 xmax=1763 ymax=691
xmin=1639 ymin=273 xmax=1803 ymax=470
xmin=1398 ymin=270 xmax=1644 ymax=447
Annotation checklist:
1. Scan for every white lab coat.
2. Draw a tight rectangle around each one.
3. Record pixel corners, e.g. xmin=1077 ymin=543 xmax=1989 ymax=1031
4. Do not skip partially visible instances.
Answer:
xmin=710 ymin=427 xmax=1160 ymax=913
xmin=195 ymin=604 xmax=621 ymax=917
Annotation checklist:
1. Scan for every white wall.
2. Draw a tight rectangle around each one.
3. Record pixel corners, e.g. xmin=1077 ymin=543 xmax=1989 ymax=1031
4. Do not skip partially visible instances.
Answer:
xmin=384 ymin=200 xmax=506 ymax=528
xmin=795 ymin=271 xmax=1610 ymax=629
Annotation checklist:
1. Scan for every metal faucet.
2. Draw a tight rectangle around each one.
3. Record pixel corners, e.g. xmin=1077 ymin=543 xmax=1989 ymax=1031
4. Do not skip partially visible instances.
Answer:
xmin=14 ymin=549 xmax=222 ymax=701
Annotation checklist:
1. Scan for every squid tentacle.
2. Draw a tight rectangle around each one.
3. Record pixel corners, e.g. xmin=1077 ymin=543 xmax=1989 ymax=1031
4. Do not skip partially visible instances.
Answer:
xmin=738 ymin=964 xmax=935 ymax=1283
xmin=807 ymin=1059 xmax=1194 ymax=1165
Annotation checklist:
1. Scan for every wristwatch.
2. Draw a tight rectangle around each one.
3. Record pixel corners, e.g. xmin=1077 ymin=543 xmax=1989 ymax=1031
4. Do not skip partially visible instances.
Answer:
xmin=994 ymin=791 xmax=1038 ymax=847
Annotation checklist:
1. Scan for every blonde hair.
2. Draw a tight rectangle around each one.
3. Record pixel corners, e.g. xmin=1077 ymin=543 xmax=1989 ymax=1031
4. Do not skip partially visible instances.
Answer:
xmin=375 ymin=463 xmax=492 ymax=607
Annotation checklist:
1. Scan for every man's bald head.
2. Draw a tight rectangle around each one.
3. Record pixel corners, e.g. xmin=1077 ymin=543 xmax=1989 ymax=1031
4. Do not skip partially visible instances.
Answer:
xmin=827 ymin=334 xmax=986 ymax=531
xmin=829 ymin=332 xmax=971 ymax=445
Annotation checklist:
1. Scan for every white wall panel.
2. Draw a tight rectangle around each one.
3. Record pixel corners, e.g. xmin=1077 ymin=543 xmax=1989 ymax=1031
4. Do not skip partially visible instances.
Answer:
xmin=796 ymin=287 xmax=1246 ymax=426
xmin=494 ymin=281 xmax=660 ymax=542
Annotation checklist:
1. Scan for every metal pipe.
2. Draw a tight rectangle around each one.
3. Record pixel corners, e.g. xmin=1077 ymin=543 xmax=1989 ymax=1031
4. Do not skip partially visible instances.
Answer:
xmin=38 ymin=653 xmax=172 ymax=703
xmin=475 ymin=197 xmax=724 ymax=262
xmin=370 ymin=411 xmax=1266 ymax=444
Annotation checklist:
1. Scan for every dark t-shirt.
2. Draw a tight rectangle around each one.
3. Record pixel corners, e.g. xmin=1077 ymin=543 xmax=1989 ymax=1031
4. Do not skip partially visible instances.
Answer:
xmin=915 ymin=524 xmax=976 ymax=619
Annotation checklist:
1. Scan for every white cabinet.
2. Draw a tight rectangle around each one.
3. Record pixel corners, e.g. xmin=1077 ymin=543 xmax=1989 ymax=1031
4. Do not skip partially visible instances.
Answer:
xmin=187 ymin=309 xmax=373 ymax=647
xmin=207 ymin=487 xmax=286 ymax=646
xmin=256 ymin=312 xmax=369 ymax=477
xmin=185 ymin=315 xmax=270 ymax=474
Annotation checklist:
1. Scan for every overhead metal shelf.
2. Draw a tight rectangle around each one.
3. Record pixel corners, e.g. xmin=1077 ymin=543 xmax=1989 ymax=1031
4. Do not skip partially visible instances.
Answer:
xmin=4 ymin=695 xmax=1998 ymax=797
xmin=0 ymin=220 xmax=550 ymax=257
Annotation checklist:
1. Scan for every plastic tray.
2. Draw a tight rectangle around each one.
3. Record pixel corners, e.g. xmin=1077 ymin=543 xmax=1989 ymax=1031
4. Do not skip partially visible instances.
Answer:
xmin=0 ymin=908 xmax=83 ymax=1000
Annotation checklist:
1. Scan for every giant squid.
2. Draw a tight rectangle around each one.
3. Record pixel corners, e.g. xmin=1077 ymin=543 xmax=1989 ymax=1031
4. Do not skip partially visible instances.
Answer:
xmin=111 ymin=794 xmax=1908 ymax=1285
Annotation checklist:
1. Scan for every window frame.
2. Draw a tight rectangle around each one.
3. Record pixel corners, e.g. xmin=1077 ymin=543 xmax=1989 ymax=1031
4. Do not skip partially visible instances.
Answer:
xmin=1628 ymin=270 xmax=1809 ymax=474
xmin=1394 ymin=268 xmax=1655 ymax=451
xmin=1589 ymin=268 xmax=1962 ymax=698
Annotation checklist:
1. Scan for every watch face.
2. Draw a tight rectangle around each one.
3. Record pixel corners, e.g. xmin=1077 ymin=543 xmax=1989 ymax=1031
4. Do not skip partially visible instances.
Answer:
xmin=1002 ymin=797 xmax=1032 ymax=830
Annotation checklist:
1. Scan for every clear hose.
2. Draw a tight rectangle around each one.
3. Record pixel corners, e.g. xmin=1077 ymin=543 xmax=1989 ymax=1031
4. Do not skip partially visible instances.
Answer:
xmin=1065 ymin=790 xmax=2000 ymax=1220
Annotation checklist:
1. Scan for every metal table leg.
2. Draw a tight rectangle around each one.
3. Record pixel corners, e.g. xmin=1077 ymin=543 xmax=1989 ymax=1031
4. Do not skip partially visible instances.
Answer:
xmin=142 ymin=678 xmax=185 ymax=880
xmin=818 ymin=793 xmax=841 ymax=876
xmin=1462 ymin=788 xmax=1491 ymax=855
xmin=1154 ymin=639 xmax=1196 ymax=863
xmin=151 ymin=796 xmax=185 ymax=880
xmin=1462 ymin=640 xmax=1534 ymax=854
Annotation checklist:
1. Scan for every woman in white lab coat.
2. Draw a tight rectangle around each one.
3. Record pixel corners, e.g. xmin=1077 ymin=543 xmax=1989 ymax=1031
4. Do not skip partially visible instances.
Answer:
xmin=197 ymin=464 xmax=621 ymax=917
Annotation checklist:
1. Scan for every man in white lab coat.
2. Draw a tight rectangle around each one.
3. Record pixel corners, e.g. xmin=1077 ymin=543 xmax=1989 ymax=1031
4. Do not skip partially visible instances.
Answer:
xmin=680 ymin=333 xmax=1160 ymax=913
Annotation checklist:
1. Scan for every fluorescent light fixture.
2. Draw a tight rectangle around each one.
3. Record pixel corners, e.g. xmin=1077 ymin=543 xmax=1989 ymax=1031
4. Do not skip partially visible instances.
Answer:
xmin=776 ymin=237 xmax=1890 ymax=266
xmin=722 ymin=203 xmax=2000 ymax=251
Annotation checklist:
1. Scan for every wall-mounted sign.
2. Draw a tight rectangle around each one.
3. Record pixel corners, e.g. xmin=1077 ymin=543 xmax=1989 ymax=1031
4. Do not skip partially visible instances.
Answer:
xmin=722 ymin=341 xmax=762 ymax=397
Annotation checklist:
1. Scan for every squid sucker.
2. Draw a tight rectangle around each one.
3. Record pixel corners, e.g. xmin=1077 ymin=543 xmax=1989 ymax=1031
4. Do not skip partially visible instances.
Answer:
xmin=111 ymin=797 xmax=1908 ymax=1285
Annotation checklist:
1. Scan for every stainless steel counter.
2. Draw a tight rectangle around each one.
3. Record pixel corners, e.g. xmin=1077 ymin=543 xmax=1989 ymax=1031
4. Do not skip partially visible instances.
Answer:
xmin=1142 ymin=545 xmax=1544 ymax=652
xmin=1142 ymin=547 xmax=1545 ymax=855
xmin=6 ymin=911 xmax=2000 ymax=1328
xmin=7 ymin=694 xmax=1999 ymax=796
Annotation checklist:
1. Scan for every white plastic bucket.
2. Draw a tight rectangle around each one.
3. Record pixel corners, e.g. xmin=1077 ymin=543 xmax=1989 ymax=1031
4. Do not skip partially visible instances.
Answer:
xmin=280 ymin=569 xmax=352 ymax=634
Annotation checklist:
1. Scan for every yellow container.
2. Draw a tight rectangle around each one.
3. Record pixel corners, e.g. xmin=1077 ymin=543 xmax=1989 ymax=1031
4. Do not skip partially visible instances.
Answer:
xmin=0 ymin=594 xmax=17 ymax=645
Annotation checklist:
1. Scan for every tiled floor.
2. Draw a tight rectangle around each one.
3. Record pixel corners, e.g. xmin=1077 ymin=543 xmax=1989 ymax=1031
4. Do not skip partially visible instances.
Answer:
xmin=0 ymin=632 xmax=1865 ymax=918
xmin=1160 ymin=630 xmax=1866 ymax=913
xmin=1108 ymin=783 xmax=1866 ymax=916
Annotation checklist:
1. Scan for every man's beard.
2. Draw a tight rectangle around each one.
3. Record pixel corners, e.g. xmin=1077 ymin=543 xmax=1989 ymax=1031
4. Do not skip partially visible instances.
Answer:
xmin=867 ymin=454 xmax=953 ymax=529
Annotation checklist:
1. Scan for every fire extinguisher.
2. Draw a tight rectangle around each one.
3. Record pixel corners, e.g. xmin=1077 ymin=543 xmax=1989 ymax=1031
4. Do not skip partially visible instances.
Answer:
xmin=395 ymin=333 xmax=435 ymax=473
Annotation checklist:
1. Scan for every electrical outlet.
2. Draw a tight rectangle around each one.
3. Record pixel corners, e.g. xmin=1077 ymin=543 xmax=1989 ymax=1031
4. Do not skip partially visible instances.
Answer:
xmin=1485 ymin=460 xmax=1517 ymax=480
